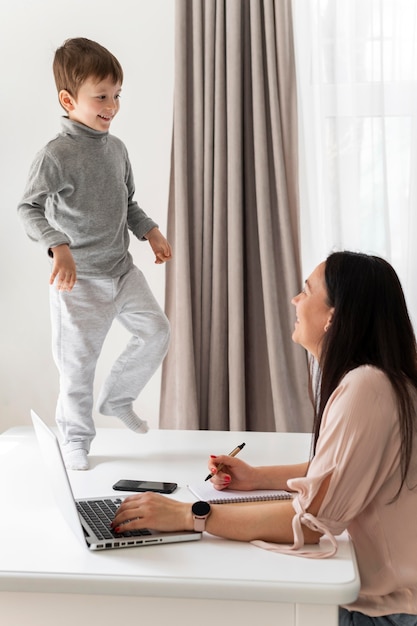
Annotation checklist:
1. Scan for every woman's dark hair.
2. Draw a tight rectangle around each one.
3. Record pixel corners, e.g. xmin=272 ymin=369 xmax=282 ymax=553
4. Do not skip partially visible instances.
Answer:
xmin=314 ymin=251 xmax=417 ymax=495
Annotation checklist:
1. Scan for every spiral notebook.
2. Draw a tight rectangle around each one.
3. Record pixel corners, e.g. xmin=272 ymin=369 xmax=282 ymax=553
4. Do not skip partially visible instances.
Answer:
xmin=188 ymin=482 xmax=293 ymax=504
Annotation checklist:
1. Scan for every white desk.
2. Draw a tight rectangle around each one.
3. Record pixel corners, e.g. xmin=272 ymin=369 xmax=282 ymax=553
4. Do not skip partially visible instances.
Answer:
xmin=0 ymin=427 xmax=359 ymax=626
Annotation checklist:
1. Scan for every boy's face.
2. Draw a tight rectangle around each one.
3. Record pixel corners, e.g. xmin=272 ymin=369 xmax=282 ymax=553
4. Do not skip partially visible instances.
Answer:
xmin=60 ymin=76 xmax=122 ymax=132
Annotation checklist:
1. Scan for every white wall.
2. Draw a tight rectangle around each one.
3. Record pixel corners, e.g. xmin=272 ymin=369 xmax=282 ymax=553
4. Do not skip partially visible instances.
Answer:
xmin=0 ymin=0 xmax=175 ymax=431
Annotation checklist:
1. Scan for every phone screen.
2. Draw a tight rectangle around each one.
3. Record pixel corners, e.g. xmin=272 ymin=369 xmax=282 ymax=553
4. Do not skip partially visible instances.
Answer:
xmin=112 ymin=479 xmax=178 ymax=494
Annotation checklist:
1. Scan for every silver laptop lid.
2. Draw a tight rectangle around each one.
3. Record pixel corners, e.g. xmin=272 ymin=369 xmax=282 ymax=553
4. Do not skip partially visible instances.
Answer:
xmin=30 ymin=410 xmax=202 ymax=550
xmin=31 ymin=409 xmax=91 ymax=547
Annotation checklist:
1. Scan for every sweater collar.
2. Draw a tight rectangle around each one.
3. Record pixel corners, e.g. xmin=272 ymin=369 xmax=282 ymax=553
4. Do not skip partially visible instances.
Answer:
xmin=60 ymin=116 xmax=109 ymax=140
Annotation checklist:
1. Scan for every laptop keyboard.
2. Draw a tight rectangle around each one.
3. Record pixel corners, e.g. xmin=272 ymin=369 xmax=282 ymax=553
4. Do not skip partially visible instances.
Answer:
xmin=76 ymin=498 xmax=152 ymax=541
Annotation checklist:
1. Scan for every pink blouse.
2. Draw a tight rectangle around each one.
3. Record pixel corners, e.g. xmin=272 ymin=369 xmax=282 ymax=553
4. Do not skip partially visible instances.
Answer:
xmin=253 ymin=365 xmax=417 ymax=616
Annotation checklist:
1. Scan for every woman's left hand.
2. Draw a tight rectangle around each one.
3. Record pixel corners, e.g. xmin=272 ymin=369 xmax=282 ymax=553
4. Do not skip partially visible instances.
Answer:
xmin=111 ymin=492 xmax=192 ymax=534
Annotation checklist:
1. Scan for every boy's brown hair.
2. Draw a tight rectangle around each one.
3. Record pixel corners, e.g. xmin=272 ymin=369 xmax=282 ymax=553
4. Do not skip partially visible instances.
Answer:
xmin=53 ymin=38 xmax=123 ymax=102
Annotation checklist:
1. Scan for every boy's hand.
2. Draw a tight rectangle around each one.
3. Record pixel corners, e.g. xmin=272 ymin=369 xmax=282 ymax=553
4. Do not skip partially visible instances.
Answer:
xmin=49 ymin=244 xmax=77 ymax=291
xmin=145 ymin=227 xmax=172 ymax=264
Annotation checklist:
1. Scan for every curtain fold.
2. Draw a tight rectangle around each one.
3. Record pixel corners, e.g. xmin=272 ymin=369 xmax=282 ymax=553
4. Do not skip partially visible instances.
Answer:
xmin=160 ymin=0 xmax=312 ymax=432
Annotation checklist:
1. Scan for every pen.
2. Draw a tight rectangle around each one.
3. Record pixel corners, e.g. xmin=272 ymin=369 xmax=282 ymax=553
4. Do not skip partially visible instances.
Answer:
xmin=204 ymin=442 xmax=246 ymax=481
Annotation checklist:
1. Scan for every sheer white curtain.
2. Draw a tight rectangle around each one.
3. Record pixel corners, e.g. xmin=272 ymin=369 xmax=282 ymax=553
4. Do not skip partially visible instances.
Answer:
xmin=292 ymin=0 xmax=417 ymax=326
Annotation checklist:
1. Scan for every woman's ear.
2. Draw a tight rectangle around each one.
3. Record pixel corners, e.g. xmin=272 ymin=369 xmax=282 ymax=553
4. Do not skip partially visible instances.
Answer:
xmin=324 ymin=308 xmax=335 ymax=332
xmin=58 ymin=89 xmax=75 ymax=112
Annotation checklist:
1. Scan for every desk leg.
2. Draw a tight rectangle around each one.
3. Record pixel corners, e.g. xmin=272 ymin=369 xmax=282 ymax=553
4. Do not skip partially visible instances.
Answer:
xmin=296 ymin=603 xmax=338 ymax=626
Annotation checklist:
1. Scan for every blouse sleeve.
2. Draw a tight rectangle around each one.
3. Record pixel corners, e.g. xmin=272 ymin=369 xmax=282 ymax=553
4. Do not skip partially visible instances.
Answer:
xmin=252 ymin=366 xmax=401 ymax=558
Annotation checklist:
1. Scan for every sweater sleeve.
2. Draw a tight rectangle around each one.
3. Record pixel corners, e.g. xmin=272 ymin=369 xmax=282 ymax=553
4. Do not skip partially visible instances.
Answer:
xmin=17 ymin=148 xmax=71 ymax=253
xmin=124 ymin=152 xmax=158 ymax=240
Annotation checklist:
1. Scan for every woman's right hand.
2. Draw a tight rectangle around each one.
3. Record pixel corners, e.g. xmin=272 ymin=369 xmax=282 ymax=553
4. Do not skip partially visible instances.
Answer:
xmin=207 ymin=454 xmax=259 ymax=491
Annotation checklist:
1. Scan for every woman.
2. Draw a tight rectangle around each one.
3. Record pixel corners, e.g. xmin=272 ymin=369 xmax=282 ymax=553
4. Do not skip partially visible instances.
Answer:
xmin=112 ymin=251 xmax=417 ymax=624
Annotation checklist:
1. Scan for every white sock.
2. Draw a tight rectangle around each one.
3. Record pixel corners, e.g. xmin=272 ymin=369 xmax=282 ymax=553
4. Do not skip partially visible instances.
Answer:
xmin=63 ymin=448 xmax=89 ymax=471
xmin=116 ymin=409 xmax=149 ymax=434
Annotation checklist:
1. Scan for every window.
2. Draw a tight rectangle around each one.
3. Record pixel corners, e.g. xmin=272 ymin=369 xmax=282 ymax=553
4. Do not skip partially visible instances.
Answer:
xmin=293 ymin=0 xmax=417 ymax=323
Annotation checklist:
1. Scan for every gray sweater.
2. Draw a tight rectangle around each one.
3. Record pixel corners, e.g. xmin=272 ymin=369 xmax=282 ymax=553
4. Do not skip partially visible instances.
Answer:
xmin=18 ymin=117 xmax=158 ymax=278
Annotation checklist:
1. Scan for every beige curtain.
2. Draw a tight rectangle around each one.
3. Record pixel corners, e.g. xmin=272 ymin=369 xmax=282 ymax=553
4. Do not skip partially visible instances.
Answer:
xmin=160 ymin=0 xmax=312 ymax=432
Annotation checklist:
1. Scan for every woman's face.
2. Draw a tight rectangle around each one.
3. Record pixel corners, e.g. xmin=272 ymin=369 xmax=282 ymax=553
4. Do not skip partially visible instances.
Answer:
xmin=291 ymin=262 xmax=334 ymax=359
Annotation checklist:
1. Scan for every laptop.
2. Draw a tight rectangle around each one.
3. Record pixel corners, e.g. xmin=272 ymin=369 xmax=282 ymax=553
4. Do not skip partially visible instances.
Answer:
xmin=31 ymin=410 xmax=202 ymax=550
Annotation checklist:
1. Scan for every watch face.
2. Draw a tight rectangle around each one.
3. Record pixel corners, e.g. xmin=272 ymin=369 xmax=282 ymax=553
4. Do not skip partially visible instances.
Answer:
xmin=192 ymin=501 xmax=211 ymax=516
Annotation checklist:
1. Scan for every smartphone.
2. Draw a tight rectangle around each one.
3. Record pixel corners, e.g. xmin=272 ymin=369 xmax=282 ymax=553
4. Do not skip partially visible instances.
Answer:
xmin=112 ymin=479 xmax=178 ymax=494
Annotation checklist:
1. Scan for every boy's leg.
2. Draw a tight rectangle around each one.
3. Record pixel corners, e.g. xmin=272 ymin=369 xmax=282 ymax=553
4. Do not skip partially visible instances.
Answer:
xmin=96 ymin=266 xmax=170 ymax=430
xmin=50 ymin=279 xmax=114 ymax=468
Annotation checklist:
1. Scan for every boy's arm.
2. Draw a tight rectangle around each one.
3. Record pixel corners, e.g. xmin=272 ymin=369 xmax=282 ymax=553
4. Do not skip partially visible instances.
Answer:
xmin=124 ymin=154 xmax=162 ymax=240
xmin=18 ymin=149 xmax=76 ymax=289
xmin=17 ymin=150 xmax=71 ymax=253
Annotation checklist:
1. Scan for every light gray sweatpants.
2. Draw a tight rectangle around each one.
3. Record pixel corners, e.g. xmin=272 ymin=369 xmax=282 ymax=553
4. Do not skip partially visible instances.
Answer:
xmin=49 ymin=266 xmax=170 ymax=451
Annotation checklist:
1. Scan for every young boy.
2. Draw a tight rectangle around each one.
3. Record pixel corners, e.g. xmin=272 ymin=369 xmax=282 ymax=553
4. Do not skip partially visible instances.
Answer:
xmin=18 ymin=38 xmax=171 ymax=470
